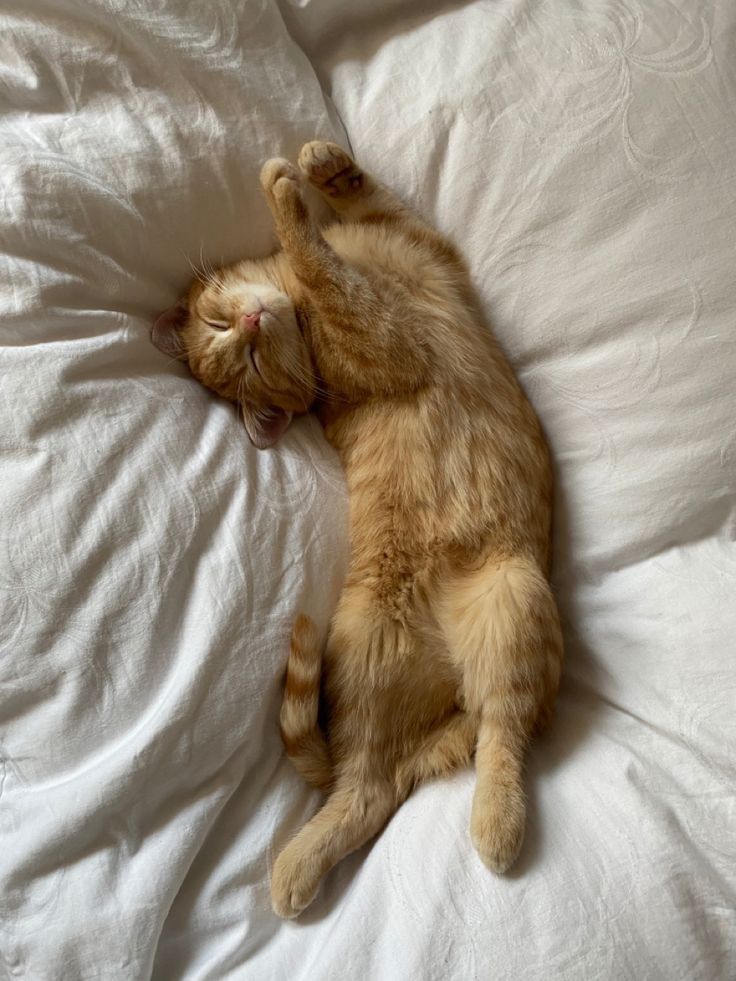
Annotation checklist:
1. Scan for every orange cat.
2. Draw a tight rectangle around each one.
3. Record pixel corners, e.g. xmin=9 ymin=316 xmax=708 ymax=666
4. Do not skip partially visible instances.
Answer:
xmin=152 ymin=142 xmax=563 ymax=919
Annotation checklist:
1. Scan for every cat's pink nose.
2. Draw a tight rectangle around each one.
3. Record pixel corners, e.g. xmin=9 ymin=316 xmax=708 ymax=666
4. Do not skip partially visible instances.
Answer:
xmin=241 ymin=311 xmax=261 ymax=333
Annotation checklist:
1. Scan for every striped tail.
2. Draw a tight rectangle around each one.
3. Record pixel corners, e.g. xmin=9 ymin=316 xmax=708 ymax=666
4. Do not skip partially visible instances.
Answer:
xmin=279 ymin=614 xmax=332 ymax=792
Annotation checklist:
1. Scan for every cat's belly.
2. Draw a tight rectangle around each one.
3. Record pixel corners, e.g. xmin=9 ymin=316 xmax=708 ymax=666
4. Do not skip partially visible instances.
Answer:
xmin=325 ymin=385 xmax=552 ymax=582
xmin=351 ymin=529 xmax=438 ymax=619
xmin=325 ymin=568 xmax=462 ymax=761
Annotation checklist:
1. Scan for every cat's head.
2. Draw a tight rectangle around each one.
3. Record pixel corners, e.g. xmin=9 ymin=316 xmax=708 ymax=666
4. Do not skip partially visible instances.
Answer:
xmin=151 ymin=264 xmax=316 ymax=448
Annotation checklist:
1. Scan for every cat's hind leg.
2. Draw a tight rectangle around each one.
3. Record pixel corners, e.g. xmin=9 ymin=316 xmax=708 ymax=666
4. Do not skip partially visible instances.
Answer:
xmin=270 ymin=778 xmax=395 ymax=918
xmin=437 ymin=554 xmax=563 ymax=873
xmin=395 ymin=708 xmax=478 ymax=797
xmin=298 ymin=140 xmax=410 ymax=220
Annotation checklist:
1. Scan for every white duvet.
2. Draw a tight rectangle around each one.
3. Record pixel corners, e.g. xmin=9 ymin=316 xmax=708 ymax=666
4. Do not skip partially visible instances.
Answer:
xmin=1 ymin=1 xmax=734 ymax=978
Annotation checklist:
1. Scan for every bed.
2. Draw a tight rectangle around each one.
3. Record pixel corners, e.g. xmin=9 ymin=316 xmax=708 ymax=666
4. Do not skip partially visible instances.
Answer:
xmin=2 ymin=1 xmax=734 ymax=977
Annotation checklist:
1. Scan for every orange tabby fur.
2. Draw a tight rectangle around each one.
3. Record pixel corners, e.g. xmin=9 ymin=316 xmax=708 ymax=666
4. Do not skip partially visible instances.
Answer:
xmin=151 ymin=141 xmax=563 ymax=919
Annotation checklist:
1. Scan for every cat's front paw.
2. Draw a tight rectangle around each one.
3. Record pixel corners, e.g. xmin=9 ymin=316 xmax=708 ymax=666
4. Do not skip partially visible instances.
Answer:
xmin=271 ymin=848 xmax=320 ymax=920
xmin=298 ymin=141 xmax=364 ymax=198
xmin=260 ymin=158 xmax=303 ymax=206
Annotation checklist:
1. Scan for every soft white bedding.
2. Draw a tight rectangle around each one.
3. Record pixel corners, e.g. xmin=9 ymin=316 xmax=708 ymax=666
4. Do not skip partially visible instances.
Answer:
xmin=1 ymin=1 xmax=734 ymax=978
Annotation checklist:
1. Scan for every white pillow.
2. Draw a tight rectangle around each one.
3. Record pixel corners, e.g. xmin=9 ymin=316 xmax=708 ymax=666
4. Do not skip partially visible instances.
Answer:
xmin=0 ymin=2 xmax=347 ymax=976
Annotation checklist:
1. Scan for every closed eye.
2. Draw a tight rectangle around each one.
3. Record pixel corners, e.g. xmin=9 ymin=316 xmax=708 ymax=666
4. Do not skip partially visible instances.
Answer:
xmin=206 ymin=319 xmax=230 ymax=331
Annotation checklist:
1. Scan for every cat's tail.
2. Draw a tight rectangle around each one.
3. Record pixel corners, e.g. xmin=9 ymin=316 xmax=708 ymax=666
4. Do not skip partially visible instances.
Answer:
xmin=279 ymin=614 xmax=332 ymax=792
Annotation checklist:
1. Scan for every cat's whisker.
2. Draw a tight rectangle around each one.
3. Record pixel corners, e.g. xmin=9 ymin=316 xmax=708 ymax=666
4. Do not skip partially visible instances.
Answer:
xmin=181 ymin=250 xmax=208 ymax=286
xmin=198 ymin=243 xmax=209 ymax=279
xmin=237 ymin=373 xmax=248 ymax=408
xmin=278 ymin=349 xmax=344 ymax=404
xmin=206 ymin=259 xmax=227 ymax=295
xmin=195 ymin=245 xmax=225 ymax=293
xmin=161 ymin=350 xmax=189 ymax=367
xmin=179 ymin=339 xmax=211 ymax=357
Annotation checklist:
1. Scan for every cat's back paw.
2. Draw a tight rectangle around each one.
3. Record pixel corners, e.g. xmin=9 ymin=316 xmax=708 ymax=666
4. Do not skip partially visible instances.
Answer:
xmin=271 ymin=848 xmax=320 ymax=920
xmin=470 ymin=781 xmax=525 ymax=874
xmin=298 ymin=141 xmax=364 ymax=198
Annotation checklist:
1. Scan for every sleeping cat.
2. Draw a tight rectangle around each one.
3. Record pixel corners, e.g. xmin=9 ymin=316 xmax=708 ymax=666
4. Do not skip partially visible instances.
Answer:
xmin=151 ymin=141 xmax=563 ymax=919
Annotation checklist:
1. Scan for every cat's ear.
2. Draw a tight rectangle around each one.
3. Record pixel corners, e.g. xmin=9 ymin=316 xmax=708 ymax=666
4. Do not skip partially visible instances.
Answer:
xmin=151 ymin=301 xmax=188 ymax=360
xmin=241 ymin=403 xmax=293 ymax=450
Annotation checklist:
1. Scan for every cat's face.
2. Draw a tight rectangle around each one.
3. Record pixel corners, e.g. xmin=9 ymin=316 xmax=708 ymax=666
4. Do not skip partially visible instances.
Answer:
xmin=152 ymin=268 xmax=316 ymax=448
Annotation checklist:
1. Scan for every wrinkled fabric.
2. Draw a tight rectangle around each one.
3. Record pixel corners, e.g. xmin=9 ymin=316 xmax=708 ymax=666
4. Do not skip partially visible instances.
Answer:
xmin=1 ymin=1 xmax=734 ymax=978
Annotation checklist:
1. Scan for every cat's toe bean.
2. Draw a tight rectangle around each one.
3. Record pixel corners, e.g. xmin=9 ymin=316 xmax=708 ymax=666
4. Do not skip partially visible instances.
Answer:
xmin=298 ymin=141 xmax=358 ymax=189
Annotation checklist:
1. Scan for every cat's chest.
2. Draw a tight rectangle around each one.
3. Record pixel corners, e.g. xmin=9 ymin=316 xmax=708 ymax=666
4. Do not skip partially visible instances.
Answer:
xmin=315 ymin=399 xmax=353 ymax=435
xmin=326 ymin=400 xmax=449 ymax=534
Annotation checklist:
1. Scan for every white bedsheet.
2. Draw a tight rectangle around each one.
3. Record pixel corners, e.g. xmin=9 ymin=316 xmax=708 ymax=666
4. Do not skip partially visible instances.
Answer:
xmin=1 ymin=1 xmax=734 ymax=978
